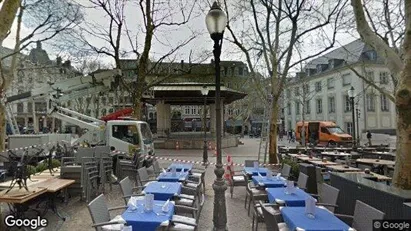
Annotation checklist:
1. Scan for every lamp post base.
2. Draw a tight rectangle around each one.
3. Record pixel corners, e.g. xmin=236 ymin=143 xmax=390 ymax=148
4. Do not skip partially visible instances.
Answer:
xmin=212 ymin=164 xmax=227 ymax=231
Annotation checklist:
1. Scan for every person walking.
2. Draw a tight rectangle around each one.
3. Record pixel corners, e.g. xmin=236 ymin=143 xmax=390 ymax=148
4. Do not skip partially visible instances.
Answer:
xmin=366 ymin=130 xmax=372 ymax=146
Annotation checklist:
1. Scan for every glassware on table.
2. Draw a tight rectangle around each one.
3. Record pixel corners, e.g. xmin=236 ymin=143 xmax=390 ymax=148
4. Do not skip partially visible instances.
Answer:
xmin=144 ymin=194 xmax=154 ymax=212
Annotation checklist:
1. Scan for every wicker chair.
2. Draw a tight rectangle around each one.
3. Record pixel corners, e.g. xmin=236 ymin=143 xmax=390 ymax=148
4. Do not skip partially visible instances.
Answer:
xmin=227 ymin=167 xmax=248 ymax=198
xmin=166 ymin=204 xmax=200 ymax=231
xmin=251 ymin=190 xmax=269 ymax=230
xmin=118 ymin=177 xmax=145 ymax=205
xmin=87 ymin=194 xmax=128 ymax=231
xmin=335 ymin=200 xmax=385 ymax=231
xmin=259 ymin=201 xmax=289 ymax=231
xmin=136 ymin=167 xmax=157 ymax=186
xmin=190 ymin=167 xmax=206 ymax=194
xmin=245 ymin=160 xmax=259 ymax=167
xmin=296 ymin=172 xmax=309 ymax=190
xmin=313 ymin=183 xmax=339 ymax=213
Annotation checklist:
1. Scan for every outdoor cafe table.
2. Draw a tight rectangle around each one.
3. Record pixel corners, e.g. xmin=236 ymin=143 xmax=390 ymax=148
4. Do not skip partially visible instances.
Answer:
xmin=157 ymin=172 xmax=189 ymax=182
xmin=281 ymin=206 xmax=352 ymax=231
xmin=121 ymin=200 xmax=175 ymax=231
xmin=355 ymin=158 xmax=395 ymax=167
xmin=251 ymin=176 xmax=286 ymax=188
xmin=326 ymin=165 xmax=362 ymax=173
xmin=142 ymin=182 xmax=182 ymax=201
xmin=243 ymin=167 xmax=269 ymax=176
xmin=167 ymin=163 xmax=193 ymax=172
xmin=266 ymin=187 xmax=310 ymax=206
xmin=308 ymin=160 xmax=339 ymax=167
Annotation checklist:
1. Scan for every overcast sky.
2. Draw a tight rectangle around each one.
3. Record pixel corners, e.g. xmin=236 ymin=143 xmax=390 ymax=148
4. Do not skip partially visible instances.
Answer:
xmin=2 ymin=0 xmax=359 ymax=73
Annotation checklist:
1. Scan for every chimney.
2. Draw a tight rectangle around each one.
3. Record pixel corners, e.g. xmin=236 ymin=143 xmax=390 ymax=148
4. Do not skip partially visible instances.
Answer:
xmin=56 ymin=56 xmax=62 ymax=65
xmin=181 ymin=60 xmax=184 ymax=68
xmin=211 ymin=59 xmax=214 ymax=64
xmin=36 ymin=41 xmax=42 ymax=49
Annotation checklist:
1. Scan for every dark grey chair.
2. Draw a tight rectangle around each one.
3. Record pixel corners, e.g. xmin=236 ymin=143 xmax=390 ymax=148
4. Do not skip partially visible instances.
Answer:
xmin=136 ymin=167 xmax=157 ymax=186
xmin=118 ymin=177 xmax=145 ymax=205
xmin=227 ymin=167 xmax=248 ymax=198
xmin=87 ymin=194 xmax=127 ymax=231
xmin=245 ymin=160 xmax=259 ymax=167
xmin=296 ymin=172 xmax=309 ymax=190
xmin=259 ymin=201 xmax=289 ymax=231
xmin=314 ymin=183 xmax=339 ymax=213
xmin=335 ymin=200 xmax=385 ymax=231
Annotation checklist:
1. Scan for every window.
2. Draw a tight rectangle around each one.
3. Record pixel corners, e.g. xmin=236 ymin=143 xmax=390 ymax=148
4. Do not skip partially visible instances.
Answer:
xmin=287 ymin=103 xmax=291 ymax=115
xmin=191 ymin=107 xmax=197 ymax=115
xmin=368 ymin=51 xmax=377 ymax=60
xmin=303 ymin=84 xmax=310 ymax=95
xmin=366 ymin=94 xmax=375 ymax=111
xmin=109 ymin=108 xmax=114 ymax=113
xmin=381 ymin=95 xmax=389 ymax=111
xmin=67 ymin=100 xmax=71 ymax=107
xmin=239 ymin=67 xmax=244 ymax=76
xmin=305 ymin=100 xmax=310 ymax=114
xmin=345 ymin=122 xmax=353 ymax=135
xmin=294 ymin=87 xmax=300 ymax=96
xmin=102 ymin=97 xmax=107 ymax=105
xmin=342 ymin=73 xmax=351 ymax=86
xmin=366 ymin=71 xmax=374 ymax=82
xmin=328 ymin=97 xmax=335 ymax=113
xmin=27 ymin=102 xmax=33 ymax=113
xmin=108 ymin=97 xmax=114 ymax=104
xmin=111 ymin=125 xmax=140 ymax=145
xmin=315 ymin=82 xmax=322 ymax=92
xmin=140 ymin=123 xmax=153 ymax=144
xmin=185 ymin=106 xmax=190 ymax=114
xmin=86 ymin=97 xmax=91 ymax=104
xmin=327 ymin=78 xmax=335 ymax=89
xmin=101 ymin=108 xmax=107 ymax=115
xmin=295 ymin=101 xmax=300 ymax=115
xmin=316 ymin=99 xmax=323 ymax=114
xmin=86 ymin=109 xmax=91 ymax=115
xmin=286 ymin=90 xmax=291 ymax=98
xmin=380 ymin=72 xmax=389 ymax=84
xmin=17 ymin=103 xmax=23 ymax=113
xmin=344 ymin=95 xmax=352 ymax=112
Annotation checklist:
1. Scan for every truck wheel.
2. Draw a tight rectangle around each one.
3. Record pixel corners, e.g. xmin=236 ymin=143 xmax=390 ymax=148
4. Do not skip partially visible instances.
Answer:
xmin=328 ymin=141 xmax=336 ymax=146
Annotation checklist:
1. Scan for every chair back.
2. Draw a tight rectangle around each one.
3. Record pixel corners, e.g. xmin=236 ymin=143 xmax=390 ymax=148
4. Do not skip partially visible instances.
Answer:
xmin=259 ymin=201 xmax=280 ymax=231
xmin=320 ymin=183 xmax=339 ymax=213
xmin=137 ymin=167 xmax=150 ymax=185
xmin=152 ymin=160 xmax=161 ymax=174
xmin=245 ymin=160 xmax=258 ymax=167
xmin=315 ymin=167 xmax=323 ymax=183
xmin=87 ymin=194 xmax=111 ymax=231
xmin=281 ymin=164 xmax=291 ymax=179
xmin=297 ymin=172 xmax=309 ymax=189
xmin=119 ymin=177 xmax=133 ymax=204
xmin=352 ymin=200 xmax=385 ymax=231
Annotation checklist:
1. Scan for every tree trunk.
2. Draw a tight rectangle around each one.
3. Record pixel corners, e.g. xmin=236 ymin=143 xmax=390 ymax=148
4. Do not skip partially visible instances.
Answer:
xmin=268 ymin=102 xmax=279 ymax=164
xmin=132 ymin=92 xmax=142 ymax=120
xmin=392 ymin=77 xmax=411 ymax=189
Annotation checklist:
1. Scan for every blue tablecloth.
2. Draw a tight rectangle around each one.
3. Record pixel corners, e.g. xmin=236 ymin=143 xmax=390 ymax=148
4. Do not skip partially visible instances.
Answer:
xmin=243 ymin=167 xmax=269 ymax=176
xmin=122 ymin=200 xmax=174 ymax=231
xmin=157 ymin=172 xmax=189 ymax=182
xmin=266 ymin=187 xmax=309 ymax=206
xmin=281 ymin=207 xmax=351 ymax=231
xmin=251 ymin=176 xmax=285 ymax=188
xmin=168 ymin=163 xmax=193 ymax=172
xmin=143 ymin=182 xmax=182 ymax=201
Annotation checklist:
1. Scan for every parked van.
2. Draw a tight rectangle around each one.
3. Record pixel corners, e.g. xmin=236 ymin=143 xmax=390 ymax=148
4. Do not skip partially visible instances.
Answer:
xmin=295 ymin=121 xmax=352 ymax=146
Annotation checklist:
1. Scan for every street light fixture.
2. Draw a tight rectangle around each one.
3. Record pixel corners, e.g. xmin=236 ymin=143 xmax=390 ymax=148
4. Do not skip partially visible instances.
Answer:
xmin=201 ymin=85 xmax=209 ymax=166
xmin=206 ymin=2 xmax=228 ymax=230
xmin=348 ymin=86 xmax=356 ymax=147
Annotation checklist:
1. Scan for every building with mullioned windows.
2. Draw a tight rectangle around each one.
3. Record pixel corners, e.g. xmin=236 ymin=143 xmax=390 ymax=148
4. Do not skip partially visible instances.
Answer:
xmin=282 ymin=39 xmax=396 ymax=138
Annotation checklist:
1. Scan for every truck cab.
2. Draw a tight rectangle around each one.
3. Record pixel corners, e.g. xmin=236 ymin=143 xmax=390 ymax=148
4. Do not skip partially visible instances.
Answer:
xmin=106 ymin=120 xmax=154 ymax=156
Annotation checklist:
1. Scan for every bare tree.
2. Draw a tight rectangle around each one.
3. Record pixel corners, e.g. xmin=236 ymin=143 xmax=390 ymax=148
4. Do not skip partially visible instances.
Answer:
xmin=350 ymin=0 xmax=411 ymax=189
xmin=224 ymin=0 xmax=349 ymax=163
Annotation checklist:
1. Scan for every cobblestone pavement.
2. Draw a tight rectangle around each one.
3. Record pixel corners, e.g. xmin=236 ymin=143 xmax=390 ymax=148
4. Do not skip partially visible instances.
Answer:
xmin=0 ymin=135 xmax=396 ymax=231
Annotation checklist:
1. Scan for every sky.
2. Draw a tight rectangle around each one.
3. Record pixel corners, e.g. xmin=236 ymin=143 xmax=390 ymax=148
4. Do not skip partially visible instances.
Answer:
xmin=1 ymin=0 xmax=360 ymax=74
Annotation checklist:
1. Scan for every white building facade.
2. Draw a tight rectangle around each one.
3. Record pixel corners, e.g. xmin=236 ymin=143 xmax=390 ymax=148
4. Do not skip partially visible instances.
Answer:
xmin=282 ymin=39 xmax=396 ymax=138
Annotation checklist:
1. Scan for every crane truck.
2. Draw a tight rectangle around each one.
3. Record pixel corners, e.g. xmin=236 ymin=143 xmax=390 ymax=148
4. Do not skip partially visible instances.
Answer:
xmin=4 ymin=69 xmax=155 ymax=159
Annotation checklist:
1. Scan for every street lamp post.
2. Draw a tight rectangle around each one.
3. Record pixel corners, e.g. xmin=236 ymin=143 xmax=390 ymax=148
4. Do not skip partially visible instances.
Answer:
xmin=206 ymin=2 xmax=228 ymax=230
xmin=201 ymin=85 xmax=209 ymax=165
xmin=348 ymin=86 xmax=356 ymax=147
xmin=356 ymin=107 xmax=360 ymax=146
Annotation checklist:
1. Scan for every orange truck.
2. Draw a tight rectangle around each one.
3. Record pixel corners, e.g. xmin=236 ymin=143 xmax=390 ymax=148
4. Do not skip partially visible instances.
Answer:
xmin=295 ymin=121 xmax=353 ymax=146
